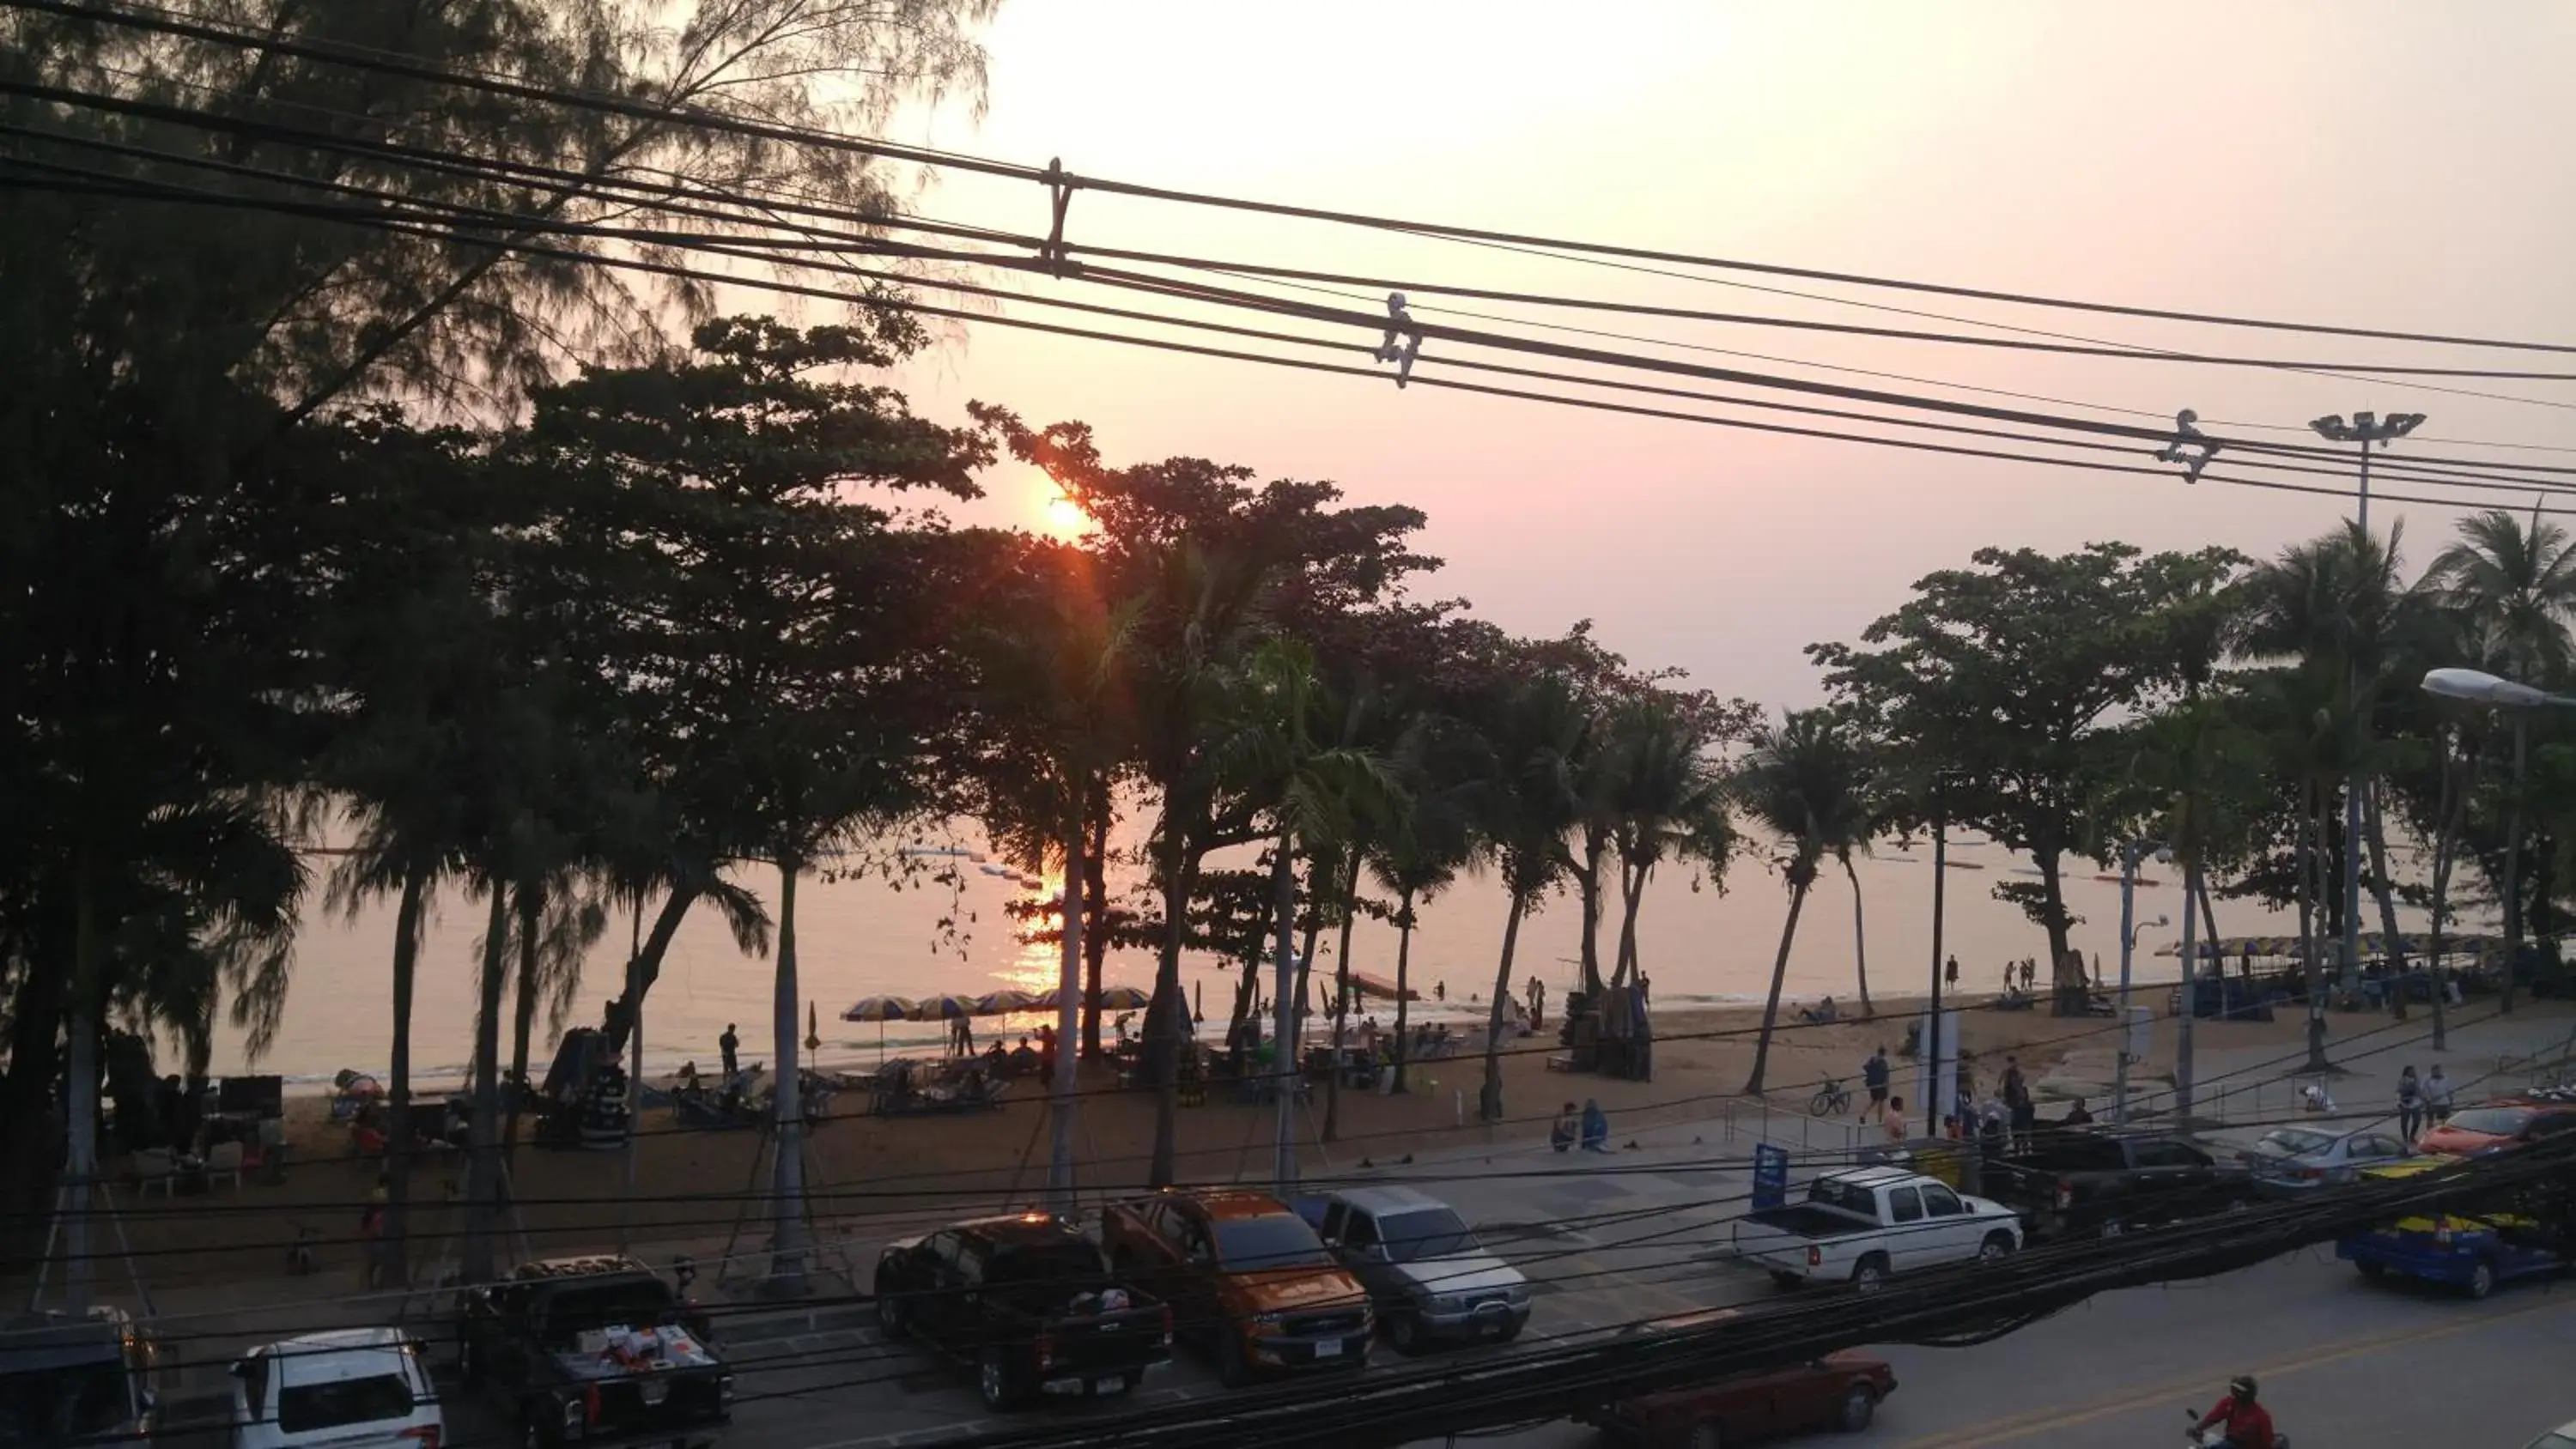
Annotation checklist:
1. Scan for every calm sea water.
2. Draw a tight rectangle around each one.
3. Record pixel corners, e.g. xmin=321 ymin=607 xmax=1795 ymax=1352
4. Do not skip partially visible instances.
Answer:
xmin=201 ymin=832 xmax=2402 ymax=1088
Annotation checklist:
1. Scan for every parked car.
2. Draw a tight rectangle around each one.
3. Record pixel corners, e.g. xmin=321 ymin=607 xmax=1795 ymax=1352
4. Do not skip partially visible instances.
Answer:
xmin=1983 ymin=1131 xmax=2253 ymax=1238
xmin=457 ymin=1255 xmax=732 ymax=1448
xmin=2524 ymin=1417 xmax=2576 ymax=1449
xmin=1099 ymin=1188 xmax=1372 ymax=1385
xmin=2336 ymin=1159 xmax=2567 ymax=1300
xmin=1580 ymin=1349 xmax=1897 ymax=1447
xmin=2416 ymin=1097 xmax=2576 ymax=1158
xmin=873 ymin=1212 xmax=1171 ymax=1410
xmin=1728 ymin=1167 xmax=2020 ymax=1291
xmin=1300 ymin=1187 xmax=1531 ymax=1353
xmin=0 ymin=1307 xmax=162 ymax=1447
xmin=2239 ymin=1125 xmax=2414 ymax=1195
xmin=230 ymin=1327 xmax=441 ymax=1449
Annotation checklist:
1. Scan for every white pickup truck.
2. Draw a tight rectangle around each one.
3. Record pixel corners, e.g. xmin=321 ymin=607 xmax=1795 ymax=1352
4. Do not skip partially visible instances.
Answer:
xmin=1728 ymin=1166 xmax=2022 ymax=1292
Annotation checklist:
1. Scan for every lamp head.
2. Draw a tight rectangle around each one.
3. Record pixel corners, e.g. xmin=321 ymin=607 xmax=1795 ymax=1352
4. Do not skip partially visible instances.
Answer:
xmin=2310 ymin=414 xmax=2350 ymax=442
xmin=2422 ymin=666 xmax=2551 ymax=708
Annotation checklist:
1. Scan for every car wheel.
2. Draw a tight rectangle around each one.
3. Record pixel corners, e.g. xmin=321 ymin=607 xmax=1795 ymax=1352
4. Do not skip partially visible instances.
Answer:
xmin=1686 ymin=1418 xmax=1723 ymax=1449
xmin=1978 ymin=1232 xmax=2015 ymax=1264
xmin=1768 ymin=1270 xmax=1804 ymax=1290
xmin=978 ymin=1349 xmax=1018 ymax=1411
xmin=1851 ymin=1255 xmax=1891 ymax=1293
xmin=2354 ymin=1258 xmax=2386 ymax=1282
xmin=1388 ymin=1313 xmax=1422 ymax=1355
xmin=1839 ymin=1385 xmax=1878 ymax=1432
xmin=2466 ymin=1259 xmax=2496 ymax=1301
xmin=1493 ymin=1317 xmax=1522 ymax=1344
xmin=1215 ymin=1331 xmax=1255 ymax=1389
xmin=874 ymin=1276 xmax=907 ymax=1340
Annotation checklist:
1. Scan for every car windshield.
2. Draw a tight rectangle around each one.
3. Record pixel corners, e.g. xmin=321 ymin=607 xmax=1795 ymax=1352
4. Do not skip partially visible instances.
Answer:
xmin=1378 ymin=1209 xmax=1480 ymax=1264
xmin=2257 ymin=1128 xmax=2336 ymax=1157
xmin=1211 ymin=1214 xmax=1333 ymax=1270
xmin=0 ymin=1361 xmax=128 ymax=1446
xmin=277 ymin=1373 xmax=414 ymax=1434
xmin=2443 ymin=1106 xmax=2534 ymax=1137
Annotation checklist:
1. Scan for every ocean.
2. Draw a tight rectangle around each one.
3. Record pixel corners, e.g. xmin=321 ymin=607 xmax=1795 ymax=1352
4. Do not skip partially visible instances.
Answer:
xmin=201 ymin=832 xmax=2391 ymax=1091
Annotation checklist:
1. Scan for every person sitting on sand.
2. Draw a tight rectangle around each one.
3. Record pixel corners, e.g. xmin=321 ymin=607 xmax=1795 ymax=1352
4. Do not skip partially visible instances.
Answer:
xmin=1551 ymin=1101 xmax=1580 ymax=1152
xmin=1579 ymin=1099 xmax=1611 ymax=1153
xmin=1009 ymin=1036 xmax=1041 ymax=1075
xmin=2062 ymin=1097 xmax=2094 ymax=1126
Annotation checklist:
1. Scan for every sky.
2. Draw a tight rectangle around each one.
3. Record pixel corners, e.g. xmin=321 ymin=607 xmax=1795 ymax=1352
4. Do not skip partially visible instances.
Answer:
xmin=841 ymin=1 xmax=2576 ymax=711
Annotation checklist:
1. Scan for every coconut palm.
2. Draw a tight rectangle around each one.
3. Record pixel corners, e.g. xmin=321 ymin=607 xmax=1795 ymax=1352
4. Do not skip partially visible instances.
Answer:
xmin=1601 ymin=694 xmax=1737 ymax=995
xmin=1466 ymin=671 xmax=1593 ymax=1121
xmin=1212 ymin=637 xmax=1398 ymax=1181
xmin=1735 ymin=709 xmax=1872 ymax=1095
xmin=2427 ymin=508 xmax=2576 ymax=682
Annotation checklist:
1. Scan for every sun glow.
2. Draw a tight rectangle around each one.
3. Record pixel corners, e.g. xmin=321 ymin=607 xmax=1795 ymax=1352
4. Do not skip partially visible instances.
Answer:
xmin=1042 ymin=490 xmax=1091 ymax=537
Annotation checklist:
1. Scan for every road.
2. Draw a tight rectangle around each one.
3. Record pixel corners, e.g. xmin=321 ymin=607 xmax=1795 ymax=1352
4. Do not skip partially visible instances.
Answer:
xmin=1473 ymin=1248 xmax=2576 ymax=1449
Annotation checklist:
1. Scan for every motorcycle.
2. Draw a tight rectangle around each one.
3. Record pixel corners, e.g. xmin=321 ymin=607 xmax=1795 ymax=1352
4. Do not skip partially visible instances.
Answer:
xmin=2184 ymin=1406 xmax=2289 ymax=1448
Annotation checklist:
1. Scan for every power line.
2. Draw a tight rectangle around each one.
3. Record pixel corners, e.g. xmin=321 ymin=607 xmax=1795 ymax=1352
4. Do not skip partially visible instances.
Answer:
xmin=16 ymin=0 xmax=2576 ymax=368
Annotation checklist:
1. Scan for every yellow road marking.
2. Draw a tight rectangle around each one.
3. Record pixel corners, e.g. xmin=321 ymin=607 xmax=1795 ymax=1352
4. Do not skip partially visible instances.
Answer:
xmin=1893 ymin=1292 xmax=2575 ymax=1449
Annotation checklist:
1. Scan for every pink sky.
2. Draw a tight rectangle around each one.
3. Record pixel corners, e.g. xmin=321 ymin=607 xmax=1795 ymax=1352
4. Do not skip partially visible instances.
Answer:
xmin=872 ymin=3 xmax=2576 ymax=706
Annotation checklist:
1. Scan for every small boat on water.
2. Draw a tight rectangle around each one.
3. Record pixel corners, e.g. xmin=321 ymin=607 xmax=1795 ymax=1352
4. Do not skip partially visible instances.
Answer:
xmin=900 ymin=844 xmax=973 ymax=858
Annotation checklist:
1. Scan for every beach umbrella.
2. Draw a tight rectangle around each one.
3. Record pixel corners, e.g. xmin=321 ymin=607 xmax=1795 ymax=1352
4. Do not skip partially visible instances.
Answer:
xmin=841 ymin=994 xmax=914 ymax=1061
xmin=805 ymin=1001 xmax=821 ymax=1053
xmin=1020 ymin=985 xmax=1074 ymax=1011
xmin=1092 ymin=985 xmax=1152 ymax=1011
xmin=916 ymin=993 xmax=978 ymax=1019
xmin=974 ymin=988 xmax=1036 ymax=1016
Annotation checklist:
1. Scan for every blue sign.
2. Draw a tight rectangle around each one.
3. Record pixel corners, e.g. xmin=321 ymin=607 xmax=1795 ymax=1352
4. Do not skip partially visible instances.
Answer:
xmin=1751 ymin=1143 xmax=1790 ymax=1212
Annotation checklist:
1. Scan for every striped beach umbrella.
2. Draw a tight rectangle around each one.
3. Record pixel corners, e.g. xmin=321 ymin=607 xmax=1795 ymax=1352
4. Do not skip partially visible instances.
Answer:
xmin=973 ymin=988 xmax=1036 ymax=1016
xmin=1092 ymin=985 xmax=1152 ymax=1011
xmin=841 ymin=994 xmax=914 ymax=1061
xmin=915 ymin=993 xmax=978 ymax=1020
xmin=1020 ymin=985 xmax=1074 ymax=1011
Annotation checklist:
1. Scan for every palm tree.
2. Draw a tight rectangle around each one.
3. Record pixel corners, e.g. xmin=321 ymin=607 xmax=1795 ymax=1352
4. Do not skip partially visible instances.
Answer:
xmin=1213 ymin=638 xmax=1396 ymax=1181
xmin=1467 ymin=671 xmax=1592 ymax=1121
xmin=970 ymin=550 xmax=1140 ymax=1205
xmin=1366 ymin=712 xmax=1479 ymax=1095
xmin=2427 ymin=508 xmax=2576 ymax=681
xmin=1735 ymin=710 xmax=1870 ymax=1095
xmin=1601 ymin=695 xmax=1735 ymax=994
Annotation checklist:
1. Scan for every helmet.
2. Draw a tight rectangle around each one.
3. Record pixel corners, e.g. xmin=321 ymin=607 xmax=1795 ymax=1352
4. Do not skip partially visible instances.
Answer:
xmin=2229 ymin=1375 xmax=2258 ymax=1399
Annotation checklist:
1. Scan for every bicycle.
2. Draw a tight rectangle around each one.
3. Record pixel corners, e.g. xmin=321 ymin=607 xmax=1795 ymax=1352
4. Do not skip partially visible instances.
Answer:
xmin=1810 ymin=1078 xmax=1852 ymax=1117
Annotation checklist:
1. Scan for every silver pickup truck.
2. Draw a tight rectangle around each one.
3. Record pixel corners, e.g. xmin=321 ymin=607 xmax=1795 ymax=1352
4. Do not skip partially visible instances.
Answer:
xmin=1729 ymin=1166 xmax=2021 ymax=1292
xmin=1297 ymin=1187 xmax=1532 ymax=1354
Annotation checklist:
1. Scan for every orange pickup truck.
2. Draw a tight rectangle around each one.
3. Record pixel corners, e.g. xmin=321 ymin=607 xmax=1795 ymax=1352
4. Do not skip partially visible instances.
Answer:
xmin=1098 ymin=1188 xmax=1374 ymax=1385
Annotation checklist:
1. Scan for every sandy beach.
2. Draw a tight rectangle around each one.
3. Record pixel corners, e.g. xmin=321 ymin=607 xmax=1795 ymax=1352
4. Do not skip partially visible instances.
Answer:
xmin=33 ymin=990 xmax=2409 ymax=1302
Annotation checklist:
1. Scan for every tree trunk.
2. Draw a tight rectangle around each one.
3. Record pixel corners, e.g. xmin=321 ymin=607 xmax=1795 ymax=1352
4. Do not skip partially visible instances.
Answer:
xmin=2299 ymin=785 xmax=2331 ymax=1074
xmin=1480 ymin=894 xmax=1526 ymax=1121
xmin=1269 ymin=830 xmax=1301 ymax=1187
xmin=385 ymin=864 xmax=430 ymax=1288
xmin=619 ymin=883 xmax=697 ymax=1247
xmin=769 ymin=856 xmax=810 ymax=1289
xmin=1324 ymin=852 xmax=1362 ymax=1141
xmin=1391 ymin=888 xmax=1416 ymax=1094
xmin=1577 ymin=828 xmax=1607 ymax=1000
xmin=2037 ymin=851 xmax=2078 ymax=1016
xmin=63 ymin=852 xmax=100 ymax=1313
xmin=1049 ymin=795 xmax=1084 ymax=1210
xmin=1290 ymin=854 xmax=1327 ymax=1049
xmin=0 ymin=904 xmax=70 ymax=1266
xmin=2364 ymin=784 xmax=2409 ymax=1020
xmin=463 ymin=883 xmax=511 ymax=1284
xmin=1745 ymin=869 xmax=1812 ymax=1095
xmin=1080 ymin=802 xmax=1110 ymax=1061
xmin=1145 ymin=821 xmax=1194 ymax=1189
xmin=1843 ymin=854 xmax=1873 ymax=1018
xmin=505 ymin=882 xmax=543 ymax=1163
xmin=1612 ymin=855 xmax=1648 ymax=991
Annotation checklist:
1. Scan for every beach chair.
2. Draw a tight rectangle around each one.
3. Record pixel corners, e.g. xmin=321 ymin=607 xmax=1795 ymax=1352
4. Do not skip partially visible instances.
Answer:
xmin=204 ymin=1140 xmax=244 ymax=1191
xmin=132 ymin=1148 xmax=174 ymax=1198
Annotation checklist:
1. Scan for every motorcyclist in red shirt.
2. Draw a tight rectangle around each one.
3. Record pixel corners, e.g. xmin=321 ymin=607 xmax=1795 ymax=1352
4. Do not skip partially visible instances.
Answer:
xmin=2189 ymin=1375 xmax=2275 ymax=1449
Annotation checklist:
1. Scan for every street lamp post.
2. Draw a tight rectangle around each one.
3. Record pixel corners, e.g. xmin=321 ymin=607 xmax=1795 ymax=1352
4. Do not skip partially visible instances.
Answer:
xmin=2312 ymin=410 xmax=2427 ymax=998
xmin=1925 ymin=773 xmax=1951 ymax=1138
xmin=2421 ymin=668 xmax=2576 ymax=1015
xmin=2113 ymin=840 xmax=2170 ymax=1124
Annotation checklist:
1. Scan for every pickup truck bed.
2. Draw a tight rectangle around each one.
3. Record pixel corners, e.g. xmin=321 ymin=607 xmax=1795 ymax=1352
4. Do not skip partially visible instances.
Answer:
xmin=1737 ymin=1206 xmax=1880 ymax=1241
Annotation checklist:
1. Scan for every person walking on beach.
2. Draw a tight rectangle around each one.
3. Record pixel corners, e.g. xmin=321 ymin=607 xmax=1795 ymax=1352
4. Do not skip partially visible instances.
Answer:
xmin=719 ymin=1023 xmax=739 ymax=1082
xmin=1944 ymin=955 xmax=1959 ymax=990
xmin=2397 ymin=1065 xmax=2423 ymax=1142
xmin=1879 ymin=1094 xmax=1908 ymax=1159
xmin=359 ymin=1173 xmax=390 ymax=1289
xmin=1863 ymin=1046 xmax=1891 ymax=1109
xmin=2001 ymin=1054 xmax=2033 ymax=1148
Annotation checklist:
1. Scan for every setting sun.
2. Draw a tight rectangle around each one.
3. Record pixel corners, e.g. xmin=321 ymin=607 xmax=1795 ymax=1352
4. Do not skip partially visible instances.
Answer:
xmin=1042 ymin=490 xmax=1091 ymax=537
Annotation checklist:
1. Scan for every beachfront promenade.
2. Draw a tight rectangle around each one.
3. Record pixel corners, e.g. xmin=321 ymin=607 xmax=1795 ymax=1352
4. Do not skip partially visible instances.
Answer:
xmin=121 ymin=1006 xmax=2576 ymax=1449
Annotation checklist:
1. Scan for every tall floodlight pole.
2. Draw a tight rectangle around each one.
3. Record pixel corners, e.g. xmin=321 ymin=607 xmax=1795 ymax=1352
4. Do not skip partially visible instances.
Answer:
xmin=2421 ymin=669 xmax=2576 ymax=1015
xmin=2312 ymin=410 xmax=2427 ymax=997
xmin=1925 ymin=772 xmax=1951 ymax=1137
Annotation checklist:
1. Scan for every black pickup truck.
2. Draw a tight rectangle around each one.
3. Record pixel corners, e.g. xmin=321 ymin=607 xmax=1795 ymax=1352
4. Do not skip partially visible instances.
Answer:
xmin=875 ymin=1213 xmax=1171 ymax=1411
xmin=459 ymin=1256 xmax=732 ymax=1448
xmin=1984 ymin=1131 xmax=2254 ymax=1240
